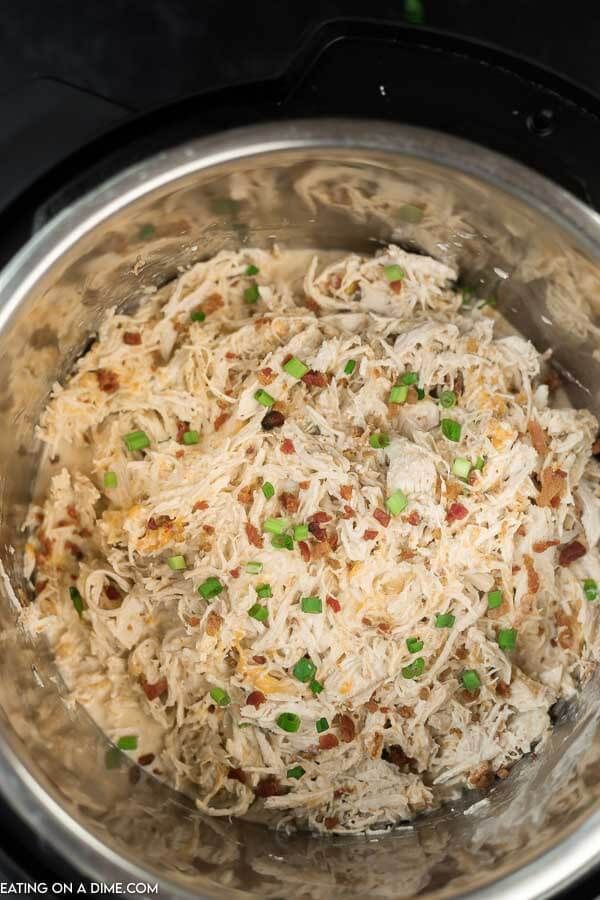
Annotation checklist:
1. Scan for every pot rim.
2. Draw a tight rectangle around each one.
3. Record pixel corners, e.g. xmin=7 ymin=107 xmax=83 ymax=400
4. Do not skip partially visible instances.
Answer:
xmin=2 ymin=118 xmax=600 ymax=899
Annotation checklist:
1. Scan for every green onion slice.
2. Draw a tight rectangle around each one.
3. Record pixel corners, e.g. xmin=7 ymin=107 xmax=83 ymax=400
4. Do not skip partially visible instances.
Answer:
xmin=487 ymin=589 xmax=503 ymax=609
xmin=439 ymin=390 xmax=457 ymax=409
xmin=198 ymin=576 xmax=223 ymax=600
xmin=277 ymin=712 xmax=301 ymax=732
xmin=293 ymin=524 xmax=309 ymax=541
xmin=262 ymin=481 xmax=275 ymax=499
xmin=283 ymin=357 xmax=310 ymax=379
xmin=452 ymin=457 xmax=471 ymax=480
xmin=244 ymin=283 xmax=260 ymax=304
xmin=263 ymin=517 xmax=290 ymax=535
xmin=70 ymin=586 xmax=84 ymax=616
xmin=182 ymin=430 xmax=199 ymax=445
xmin=287 ymin=765 xmax=305 ymax=779
xmin=389 ymin=385 xmax=408 ymax=404
xmin=406 ymin=636 xmax=423 ymax=654
xmin=369 ymin=432 xmax=391 ymax=449
xmin=498 ymin=628 xmax=517 ymax=651
xmin=462 ymin=670 xmax=481 ymax=693
xmin=271 ymin=534 xmax=293 ymax=550
xmin=583 ymin=579 xmax=599 ymax=602
xmin=256 ymin=583 xmax=272 ymax=599
xmin=386 ymin=489 xmax=408 ymax=516
xmin=116 ymin=735 xmax=138 ymax=751
xmin=401 ymin=372 xmax=419 ymax=385
xmin=103 ymin=471 xmax=118 ymax=489
xmin=254 ymin=389 xmax=275 ymax=407
xmin=441 ymin=418 xmax=462 ymax=442
xmin=384 ymin=264 xmax=405 ymax=282
xmin=292 ymin=657 xmax=317 ymax=683
xmin=402 ymin=658 xmax=425 ymax=679
xmin=190 ymin=309 xmax=206 ymax=322
xmin=248 ymin=603 xmax=268 ymax=623
xmin=301 ymin=596 xmax=322 ymax=614
xmin=245 ymin=561 xmax=263 ymax=574
xmin=344 ymin=359 xmax=357 ymax=376
xmin=167 ymin=555 xmax=186 ymax=571
xmin=210 ymin=687 xmax=231 ymax=706
xmin=123 ymin=430 xmax=150 ymax=452
xmin=245 ymin=264 xmax=259 ymax=276
xmin=309 ymin=679 xmax=324 ymax=694
xmin=435 ymin=613 xmax=455 ymax=628
xmin=316 ymin=717 xmax=329 ymax=733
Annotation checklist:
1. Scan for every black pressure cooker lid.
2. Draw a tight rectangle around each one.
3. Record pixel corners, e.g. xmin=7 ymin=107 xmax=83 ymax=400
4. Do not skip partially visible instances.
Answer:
xmin=1 ymin=6 xmax=600 ymax=896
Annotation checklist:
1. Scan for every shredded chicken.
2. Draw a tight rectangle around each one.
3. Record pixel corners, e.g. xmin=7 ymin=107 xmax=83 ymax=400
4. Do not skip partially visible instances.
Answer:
xmin=21 ymin=245 xmax=600 ymax=834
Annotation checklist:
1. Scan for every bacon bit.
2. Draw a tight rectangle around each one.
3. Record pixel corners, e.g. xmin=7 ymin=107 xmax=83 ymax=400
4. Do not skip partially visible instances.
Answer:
xmin=377 ymin=622 xmax=391 ymax=633
xmin=386 ymin=745 xmax=409 ymax=768
xmin=301 ymin=370 xmax=328 ymax=388
xmin=202 ymin=292 xmax=224 ymax=314
xmin=362 ymin=617 xmax=372 ymax=626
xmin=281 ymin=438 xmax=295 ymax=454
xmin=366 ymin=699 xmax=379 ymax=713
xmin=446 ymin=502 xmax=468 ymax=523
xmin=523 ymin=554 xmax=540 ymax=594
xmin=35 ymin=579 xmax=48 ymax=595
xmin=228 ymin=767 xmax=246 ymax=784
xmin=319 ymin=734 xmax=339 ymax=750
xmin=399 ymin=706 xmax=413 ymax=718
xmin=257 ymin=367 xmax=275 ymax=385
xmin=339 ymin=485 xmax=352 ymax=502
xmin=214 ymin=412 xmax=230 ymax=431
xmin=537 ymin=467 xmax=566 ymax=508
xmin=528 ymin=419 xmax=548 ymax=455
xmin=175 ymin=449 xmax=184 ymax=459
xmin=138 ymin=753 xmax=155 ymax=766
xmin=405 ymin=510 xmax=421 ymax=526
xmin=245 ymin=522 xmax=263 ymax=548
xmin=334 ymin=714 xmax=356 ymax=743
xmin=261 ymin=409 xmax=285 ymax=430
xmin=187 ymin=616 xmax=200 ymax=627
xmin=254 ymin=316 xmax=271 ymax=329
xmin=246 ymin=690 xmax=266 ymax=708
xmin=230 ymin=567 xmax=240 ymax=579
xmin=324 ymin=817 xmax=339 ymax=830
xmin=558 ymin=540 xmax=587 ymax=567
xmin=176 ymin=420 xmax=189 ymax=443
xmin=252 ymin=655 xmax=266 ymax=665
xmin=95 ymin=368 xmax=119 ymax=392
xmin=363 ymin=529 xmax=378 ymax=541
xmin=390 ymin=280 xmax=403 ymax=294
xmin=373 ymin=508 xmax=391 ymax=528
xmin=202 ymin=524 xmax=215 ymax=535
xmin=516 ymin=525 xmax=527 ymax=537
xmin=311 ymin=540 xmax=330 ymax=560
xmin=279 ymin=491 xmax=300 ymax=513
xmin=147 ymin=515 xmax=171 ymax=530
xmin=512 ymin=565 xmax=521 ymax=574
xmin=325 ymin=596 xmax=341 ymax=615
xmin=369 ymin=732 xmax=384 ymax=759
xmin=299 ymin=481 xmax=310 ymax=490
xmin=455 ymin=646 xmax=468 ymax=660
xmin=496 ymin=681 xmax=511 ymax=698
xmin=309 ymin=511 xmax=332 ymax=524
xmin=497 ymin=766 xmax=510 ymax=780
xmin=105 ymin=584 xmax=121 ymax=602
xmin=238 ymin=485 xmax=254 ymax=505
xmin=255 ymin=776 xmax=283 ymax=798
xmin=193 ymin=500 xmax=208 ymax=512
xmin=66 ymin=505 xmax=79 ymax=521
xmin=469 ymin=763 xmax=493 ymax=790
xmin=206 ymin=611 xmax=223 ymax=636
xmin=298 ymin=540 xmax=311 ymax=563
xmin=341 ymin=504 xmax=355 ymax=519
xmin=143 ymin=678 xmax=168 ymax=701
xmin=532 ymin=540 xmax=559 ymax=553
xmin=303 ymin=296 xmax=321 ymax=315
xmin=225 ymin=351 xmax=238 ymax=360
xmin=123 ymin=331 xmax=142 ymax=345
xmin=64 ymin=540 xmax=83 ymax=560
xmin=308 ymin=521 xmax=327 ymax=542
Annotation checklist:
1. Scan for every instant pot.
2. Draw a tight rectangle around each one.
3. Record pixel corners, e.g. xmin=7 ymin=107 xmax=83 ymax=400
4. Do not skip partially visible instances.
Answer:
xmin=1 ymin=4 xmax=600 ymax=897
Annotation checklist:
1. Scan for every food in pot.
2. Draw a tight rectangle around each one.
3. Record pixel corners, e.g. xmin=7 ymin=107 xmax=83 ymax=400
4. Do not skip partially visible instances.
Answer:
xmin=22 ymin=245 xmax=600 ymax=833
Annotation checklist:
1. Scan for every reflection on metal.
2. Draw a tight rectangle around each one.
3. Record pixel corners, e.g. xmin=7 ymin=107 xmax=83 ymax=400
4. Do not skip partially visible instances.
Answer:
xmin=1 ymin=121 xmax=600 ymax=899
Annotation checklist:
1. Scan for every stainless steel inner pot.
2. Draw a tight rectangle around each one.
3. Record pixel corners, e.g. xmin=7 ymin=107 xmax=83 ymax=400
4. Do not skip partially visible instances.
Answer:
xmin=1 ymin=120 xmax=600 ymax=900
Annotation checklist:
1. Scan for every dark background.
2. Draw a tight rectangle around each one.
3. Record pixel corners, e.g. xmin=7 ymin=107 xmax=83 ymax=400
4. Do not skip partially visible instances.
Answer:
xmin=0 ymin=0 xmax=599 ymax=892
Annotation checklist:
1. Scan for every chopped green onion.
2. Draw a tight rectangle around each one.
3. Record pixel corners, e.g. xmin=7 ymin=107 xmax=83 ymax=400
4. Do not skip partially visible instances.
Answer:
xmin=398 ymin=204 xmax=423 ymax=224
xmin=105 ymin=747 xmax=122 ymax=769
xmin=287 ymin=765 xmax=305 ymax=779
xmin=244 ymin=283 xmax=260 ymax=304
xmin=254 ymin=389 xmax=275 ymax=407
xmin=263 ymin=517 xmax=290 ymax=535
xmin=441 ymin=418 xmax=462 ymax=442
xmin=487 ymin=589 xmax=503 ymax=609
xmin=245 ymin=264 xmax=259 ymax=276
xmin=386 ymin=489 xmax=408 ymax=516
xmin=462 ymin=670 xmax=481 ymax=693
xmin=583 ymin=579 xmax=599 ymax=602
xmin=103 ymin=471 xmax=118 ymax=489
xmin=452 ymin=457 xmax=471 ymax=480
xmin=292 ymin=657 xmax=317 ymax=683
xmin=248 ymin=603 xmax=268 ymax=623
xmin=401 ymin=372 xmax=419 ymax=385
xmin=293 ymin=524 xmax=309 ymax=541
xmin=256 ymin=583 xmax=272 ymax=599
xmin=210 ymin=687 xmax=231 ymax=707
xmin=474 ymin=456 xmax=485 ymax=471
xmin=277 ymin=712 xmax=301 ymax=732
xmin=190 ymin=309 xmax=206 ymax=322
xmin=309 ymin=679 xmax=324 ymax=694
xmin=283 ymin=356 xmax=310 ymax=379
xmin=369 ymin=432 xmax=391 ymax=449
xmin=406 ymin=637 xmax=423 ymax=654
xmin=402 ymin=658 xmax=425 ymax=679
xmin=271 ymin=533 xmax=294 ymax=550
xmin=316 ymin=717 xmax=329 ymax=733
xmin=344 ymin=359 xmax=357 ymax=376
xmin=389 ymin=385 xmax=408 ymax=404
xmin=167 ymin=555 xmax=186 ymax=571
xmin=384 ymin=264 xmax=405 ymax=282
xmin=498 ymin=628 xmax=517 ymax=651
xmin=301 ymin=596 xmax=322 ymax=614
xmin=262 ymin=481 xmax=275 ymax=499
xmin=245 ymin=561 xmax=263 ymax=575
xmin=123 ymin=430 xmax=150 ymax=452
xmin=417 ymin=388 xmax=425 ymax=400
xmin=117 ymin=735 xmax=138 ymax=751
xmin=182 ymin=430 xmax=199 ymax=445
xmin=439 ymin=391 xmax=457 ymax=409
xmin=435 ymin=613 xmax=455 ymax=628
xmin=198 ymin=576 xmax=223 ymax=600
xmin=69 ymin=586 xmax=84 ymax=616
xmin=138 ymin=223 xmax=156 ymax=240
